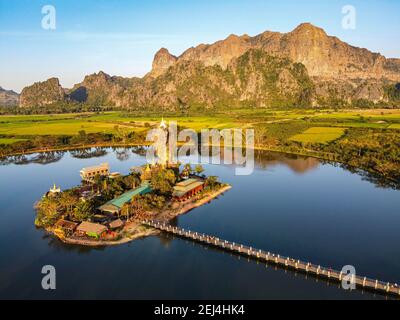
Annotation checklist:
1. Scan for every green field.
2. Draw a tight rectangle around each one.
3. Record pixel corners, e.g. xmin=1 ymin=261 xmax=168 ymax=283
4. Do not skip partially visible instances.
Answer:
xmin=0 ymin=138 xmax=28 ymax=145
xmin=0 ymin=113 xmax=245 ymax=136
xmin=290 ymin=127 xmax=346 ymax=144
xmin=0 ymin=109 xmax=399 ymax=139
xmin=0 ymin=120 xmax=143 ymax=136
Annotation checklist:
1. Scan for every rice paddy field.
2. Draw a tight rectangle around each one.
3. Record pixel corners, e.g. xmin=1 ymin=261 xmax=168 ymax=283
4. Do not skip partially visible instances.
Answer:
xmin=0 ymin=113 xmax=245 ymax=137
xmin=0 ymin=138 xmax=28 ymax=145
xmin=0 ymin=109 xmax=399 ymax=144
xmin=289 ymin=127 xmax=346 ymax=144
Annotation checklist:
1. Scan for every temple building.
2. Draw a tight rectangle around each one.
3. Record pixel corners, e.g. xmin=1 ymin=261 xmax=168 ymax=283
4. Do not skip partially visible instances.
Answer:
xmin=76 ymin=221 xmax=108 ymax=239
xmin=156 ymin=117 xmax=169 ymax=166
xmin=80 ymin=163 xmax=110 ymax=182
xmin=172 ymin=178 xmax=205 ymax=202
xmin=98 ymin=183 xmax=152 ymax=215
xmin=49 ymin=184 xmax=61 ymax=195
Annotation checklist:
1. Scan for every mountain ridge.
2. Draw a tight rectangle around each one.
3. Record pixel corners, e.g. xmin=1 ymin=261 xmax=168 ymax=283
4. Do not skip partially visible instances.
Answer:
xmin=0 ymin=86 xmax=20 ymax=107
xmin=18 ymin=23 xmax=400 ymax=110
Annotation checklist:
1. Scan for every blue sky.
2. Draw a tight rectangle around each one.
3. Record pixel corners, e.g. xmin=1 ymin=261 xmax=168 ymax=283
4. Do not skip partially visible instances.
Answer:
xmin=1 ymin=0 xmax=399 ymax=92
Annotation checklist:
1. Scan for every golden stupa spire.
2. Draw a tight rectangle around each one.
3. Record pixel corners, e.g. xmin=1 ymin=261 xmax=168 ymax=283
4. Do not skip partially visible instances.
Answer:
xmin=159 ymin=117 xmax=167 ymax=130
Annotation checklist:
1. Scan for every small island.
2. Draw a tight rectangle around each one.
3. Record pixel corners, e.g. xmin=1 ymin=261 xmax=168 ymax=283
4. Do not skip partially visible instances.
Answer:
xmin=34 ymin=120 xmax=231 ymax=246
xmin=35 ymin=161 xmax=230 ymax=246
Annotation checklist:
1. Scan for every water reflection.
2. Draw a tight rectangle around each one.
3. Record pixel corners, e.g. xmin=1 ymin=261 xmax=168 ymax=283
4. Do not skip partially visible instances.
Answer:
xmin=1 ymin=146 xmax=399 ymax=299
xmin=254 ymin=150 xmax=320 ymax=173
xmin=150 ymin=232 xmax=394 ymax=300
xmin=0 ymin=151 xmax=65 ymax=165
xmin=0 ymin=147 xmax=398 ymax=190
xmin=70 ymin=148 xmax=108 ymax=159
xmin=41 ymin=228 xmax=108 ymax=254
xmin=115 ymin=148 xmax=130 ymax=161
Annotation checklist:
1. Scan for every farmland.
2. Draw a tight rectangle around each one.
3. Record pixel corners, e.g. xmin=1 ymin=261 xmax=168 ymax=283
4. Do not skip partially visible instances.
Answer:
xmin=0 ymin=113 xmax=243 ymax=137
xmin=0 ymin=138 xmax=28 ymax=145
xmin=290 ymin=127 xmax=346 ymax=144
xmin=0 ymin=109 xmax=399 ymax=137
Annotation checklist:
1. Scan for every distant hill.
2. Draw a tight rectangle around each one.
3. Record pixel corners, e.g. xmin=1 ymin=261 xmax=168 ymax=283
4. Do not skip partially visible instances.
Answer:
xmin=19 ymin=23 xmax=400 ymax=110
xmin=0 ymin=86 xmax=19 ymax=107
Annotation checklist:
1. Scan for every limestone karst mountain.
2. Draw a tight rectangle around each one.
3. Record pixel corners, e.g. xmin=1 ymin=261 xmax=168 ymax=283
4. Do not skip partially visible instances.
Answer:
xmin=19 ymin=23 xmax=400 ymax=110
xmin=0 ymin=86 xmax=20 ymax=107
xmin=19 ymin=78 xmax=65 ymax=108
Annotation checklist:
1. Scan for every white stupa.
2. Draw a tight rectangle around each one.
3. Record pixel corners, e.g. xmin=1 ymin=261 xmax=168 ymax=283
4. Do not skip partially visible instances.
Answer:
xmin=157 ymin=118 xmax=170 ymax=166
xmin=159 ymin=117 xmax=168 ymax=130
xmin=49 ymin=183 xmax=61 ymax=194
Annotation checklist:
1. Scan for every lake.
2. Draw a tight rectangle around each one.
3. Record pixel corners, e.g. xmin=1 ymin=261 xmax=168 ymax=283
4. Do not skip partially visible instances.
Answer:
xmin=0 ymin=147 xmax=399 ymax=299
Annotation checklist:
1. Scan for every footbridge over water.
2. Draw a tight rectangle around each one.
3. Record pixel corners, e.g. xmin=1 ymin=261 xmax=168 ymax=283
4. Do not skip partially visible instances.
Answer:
xmin=142 ymin=220 xmax=400 ymax=297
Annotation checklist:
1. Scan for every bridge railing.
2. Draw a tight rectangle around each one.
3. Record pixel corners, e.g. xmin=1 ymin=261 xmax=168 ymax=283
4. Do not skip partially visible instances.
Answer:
xmin=142 ymin=220 xmax=400 ymax=296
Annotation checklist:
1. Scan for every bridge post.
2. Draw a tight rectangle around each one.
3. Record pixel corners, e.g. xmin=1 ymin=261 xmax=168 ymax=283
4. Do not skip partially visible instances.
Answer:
xmin=363 ymin=277 xmax=366 ymax=287
xmin=375 ymin=280 xmax=378 ymax=289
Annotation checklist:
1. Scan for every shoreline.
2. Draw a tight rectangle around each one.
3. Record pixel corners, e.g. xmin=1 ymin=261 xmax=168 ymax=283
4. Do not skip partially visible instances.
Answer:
xmin=55 ymin=185 xmax=232 ymax=247
xmin=2 ymin=142 xmax=396 ymax=185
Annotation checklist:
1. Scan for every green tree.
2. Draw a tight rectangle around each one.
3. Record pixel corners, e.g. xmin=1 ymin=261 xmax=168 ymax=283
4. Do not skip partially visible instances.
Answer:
xmin=151 ymin=168 xmax=177 ymax=195
xmin=194 ymin=164 xmax=204 ymax=176
xmin=184 ymin=163 xmax=192 ymax=174
xmin=35 ymin=197 xmax=61 ymax=227
xmin=205 ymin=176 xmax=219 ymax=189
xmin=78 ymin=130 xmax=87 ymax=144
xmin=58 ymin=191 xmax=77 ymax=218
xmin=72 ymin=200 xmax=94 ymax=222
xmin=125 ymin=172 xmax=141 ymax=189
xmin=120 ymin=203 xmax=130 ymax=220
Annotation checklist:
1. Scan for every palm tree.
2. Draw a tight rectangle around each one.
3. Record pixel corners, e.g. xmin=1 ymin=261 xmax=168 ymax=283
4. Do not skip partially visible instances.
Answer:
xmin=72 ymin=200 xmax=93 ymax=222
xmin=205 ymin=176 xmax=219 ymax=189
xmin=184 ymin=163 xmax=192 ymax=174
xmin=58 ymin=192 xmax=76 ymax=218
xmin=36 ymin=197 xmax=60 ymax=226
xmin=121 ymin=203 xmax=130 ymax=221
xmin=182 ymin=163 xmax=192 ymax=178
xmin=129 ymin=172 xmax=141 ymax=188
xmin=194 ymin=164 xmax=204 ymax=176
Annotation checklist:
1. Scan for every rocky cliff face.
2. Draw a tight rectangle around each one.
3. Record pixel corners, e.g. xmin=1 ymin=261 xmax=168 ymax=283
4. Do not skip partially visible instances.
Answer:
xmin=121 ymin=49 xmax=315 ymax=110
xmin=148 ymin=48 xmax=178 ymax=78
xmin=19 ymin=23 xmax=400 ymax=110
xmin=68 ymin=71 xmax=139 ymax=107
xmin=0 ymin=87 xmax=19 ymax=107
xmin=20 ymin=78 xmax=65 ymax=108
xmin=156 ymin=23 xmax=400 ymax=82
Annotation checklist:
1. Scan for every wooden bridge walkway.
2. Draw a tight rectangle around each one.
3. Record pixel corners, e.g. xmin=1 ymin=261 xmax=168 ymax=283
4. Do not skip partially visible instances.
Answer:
xmin=143 ymin=220 xmax=400 ymax=297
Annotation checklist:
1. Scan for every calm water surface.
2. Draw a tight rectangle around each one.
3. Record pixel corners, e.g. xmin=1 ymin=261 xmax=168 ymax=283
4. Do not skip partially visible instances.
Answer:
xmin=0 ymin=148 xmax=399 ymax=299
